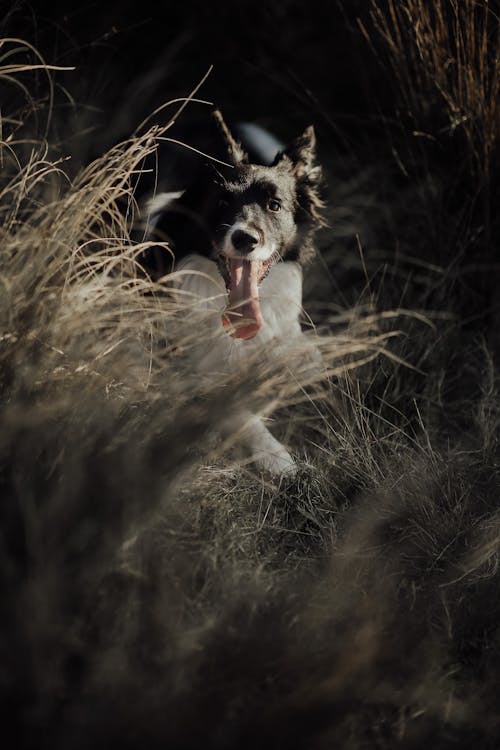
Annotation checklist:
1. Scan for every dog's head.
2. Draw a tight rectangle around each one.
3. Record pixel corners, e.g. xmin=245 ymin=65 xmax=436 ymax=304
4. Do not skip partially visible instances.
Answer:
xmin=211 ymin=111 xmax=324 ymax=340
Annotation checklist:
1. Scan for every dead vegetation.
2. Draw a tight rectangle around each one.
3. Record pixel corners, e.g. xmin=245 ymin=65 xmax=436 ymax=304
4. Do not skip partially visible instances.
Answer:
xmin=2 ymin=2 xmax=500 ymax=746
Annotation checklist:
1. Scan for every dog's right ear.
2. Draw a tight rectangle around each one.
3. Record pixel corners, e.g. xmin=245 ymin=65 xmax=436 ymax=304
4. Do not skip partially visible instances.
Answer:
xmin=213 ymin=110 xmax=248 ymax=165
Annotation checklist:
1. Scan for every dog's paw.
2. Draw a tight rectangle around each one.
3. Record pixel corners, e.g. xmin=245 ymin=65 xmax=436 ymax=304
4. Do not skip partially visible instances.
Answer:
xmin=250 ymin=435 xmax=297 ymax=477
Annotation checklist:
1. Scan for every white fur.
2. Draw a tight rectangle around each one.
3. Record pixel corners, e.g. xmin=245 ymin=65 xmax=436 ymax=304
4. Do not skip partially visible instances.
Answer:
xmin=173 ymin=254 xmax=314 ymax=476
xmin=145 ymin=191 xmax=185 ymax=236
xmin=146 ymin=191 xmax=184 ymax=216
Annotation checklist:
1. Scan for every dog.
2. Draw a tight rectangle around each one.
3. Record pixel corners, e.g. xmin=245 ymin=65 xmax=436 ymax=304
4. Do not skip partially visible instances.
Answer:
xmin=143 ymin=111 xmax=324 ymax=476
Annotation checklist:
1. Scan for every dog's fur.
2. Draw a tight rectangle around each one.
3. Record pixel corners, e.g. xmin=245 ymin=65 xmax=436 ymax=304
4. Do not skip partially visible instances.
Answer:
xmin=144 ymin=111 xmax=324 ymax=475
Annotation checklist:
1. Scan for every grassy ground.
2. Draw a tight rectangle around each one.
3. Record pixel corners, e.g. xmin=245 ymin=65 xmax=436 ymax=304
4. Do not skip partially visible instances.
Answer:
xmin=2 ymin=2 xmax=500 ymax=747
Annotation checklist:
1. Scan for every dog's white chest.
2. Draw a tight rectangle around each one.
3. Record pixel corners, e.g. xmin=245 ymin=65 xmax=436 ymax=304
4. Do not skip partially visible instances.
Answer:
xmin=174 ymin=255 xmax=303 ymax=371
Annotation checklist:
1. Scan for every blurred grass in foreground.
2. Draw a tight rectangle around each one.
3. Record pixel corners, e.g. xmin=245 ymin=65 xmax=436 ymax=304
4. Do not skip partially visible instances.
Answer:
xmin=2 ymin=2 xmax=500 ymax=744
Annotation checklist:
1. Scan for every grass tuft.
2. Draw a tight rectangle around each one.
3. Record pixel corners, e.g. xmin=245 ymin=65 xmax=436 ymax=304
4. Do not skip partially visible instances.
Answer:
xmin=2 ymin=18 xmax=500 ymax=747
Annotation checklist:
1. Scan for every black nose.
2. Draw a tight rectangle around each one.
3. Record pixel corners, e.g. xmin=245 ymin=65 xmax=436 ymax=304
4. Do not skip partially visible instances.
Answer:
xmin=231 ymin=229 xmax=259 ymax=254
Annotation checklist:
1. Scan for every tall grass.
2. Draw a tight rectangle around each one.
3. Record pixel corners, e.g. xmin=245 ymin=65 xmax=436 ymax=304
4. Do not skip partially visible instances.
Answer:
xmin=351 ymin=0 xmax=500 ymax=422
xmin=361 ymin=0 xmax=500 ymax=176
xmin=2 ymin=14 xmax=500 ymax=749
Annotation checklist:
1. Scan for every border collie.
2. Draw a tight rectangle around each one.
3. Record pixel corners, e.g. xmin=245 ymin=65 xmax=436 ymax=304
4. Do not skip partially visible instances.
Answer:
xmin=144 ymin=111 xmax=324 ymax=476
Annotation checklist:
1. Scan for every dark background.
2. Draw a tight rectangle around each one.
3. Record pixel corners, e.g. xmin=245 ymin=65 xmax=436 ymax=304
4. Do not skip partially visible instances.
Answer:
xmin=4 ymin=1 xmax=380 ymax=156
xmin=4 ymin=5 xmax=500 ymax=748
xmin=6 ymin=0 xmax=499 ymax=352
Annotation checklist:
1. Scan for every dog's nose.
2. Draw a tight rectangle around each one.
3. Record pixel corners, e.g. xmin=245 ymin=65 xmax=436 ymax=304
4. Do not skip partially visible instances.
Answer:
xmin=231 ymin=229 xmax=259 ymax=254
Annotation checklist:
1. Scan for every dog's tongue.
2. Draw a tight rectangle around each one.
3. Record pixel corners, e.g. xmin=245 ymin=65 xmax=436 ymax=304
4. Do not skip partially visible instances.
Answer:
xmin=222 ymin=258 xmax=263 ymax=340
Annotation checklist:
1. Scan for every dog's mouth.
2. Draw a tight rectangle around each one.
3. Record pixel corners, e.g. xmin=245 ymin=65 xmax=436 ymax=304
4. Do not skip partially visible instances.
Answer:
xmin=218 ymin=254 xmax=275 ymax=340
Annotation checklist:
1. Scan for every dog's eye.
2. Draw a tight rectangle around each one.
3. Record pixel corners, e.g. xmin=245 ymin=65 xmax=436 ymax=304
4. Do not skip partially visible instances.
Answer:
xmin=268 ymin=199 xmax=281 ymax=212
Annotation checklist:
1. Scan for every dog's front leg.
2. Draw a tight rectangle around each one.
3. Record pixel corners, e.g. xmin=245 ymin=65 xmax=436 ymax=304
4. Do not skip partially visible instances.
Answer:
xmin=223 ymin=410 xmax=296 ymax=477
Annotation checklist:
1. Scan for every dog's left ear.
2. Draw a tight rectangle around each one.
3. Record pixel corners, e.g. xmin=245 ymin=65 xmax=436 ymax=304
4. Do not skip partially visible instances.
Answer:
xmin=277 ymin=125 xmax=324 ymax=223
xmin=284 ymin=125 xmax=320 ymax=179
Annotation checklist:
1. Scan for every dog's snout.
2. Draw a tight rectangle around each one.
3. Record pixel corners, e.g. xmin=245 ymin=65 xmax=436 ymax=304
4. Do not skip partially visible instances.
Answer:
xmin=231 ymin=229 xmax=259 ymax=254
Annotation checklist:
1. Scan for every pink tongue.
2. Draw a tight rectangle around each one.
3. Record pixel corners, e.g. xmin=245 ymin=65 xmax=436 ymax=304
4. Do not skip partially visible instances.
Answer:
xmin=222 ymin=258 xmax=263 ymax=340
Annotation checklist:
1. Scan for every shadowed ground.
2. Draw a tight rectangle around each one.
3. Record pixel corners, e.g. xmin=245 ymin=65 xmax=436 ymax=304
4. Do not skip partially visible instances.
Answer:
xmin=1 ymin=2 xmax=500 ymax=747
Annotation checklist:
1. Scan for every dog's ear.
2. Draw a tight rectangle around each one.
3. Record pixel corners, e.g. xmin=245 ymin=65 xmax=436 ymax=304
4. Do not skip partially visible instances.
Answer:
xmin=281 ymin=125 xmax=325 ymax=224
xmin=284 ymin=125 xmax=320 ymax=179
xmin=213 ymin=109 xmax=248 ymax=165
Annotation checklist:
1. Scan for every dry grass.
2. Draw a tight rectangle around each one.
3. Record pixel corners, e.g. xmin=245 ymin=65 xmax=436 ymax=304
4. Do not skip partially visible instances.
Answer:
xmin=359 ymin=0 xmax=500 ymax=179
xmin=2 ymin=19 xmax=500 ymax=749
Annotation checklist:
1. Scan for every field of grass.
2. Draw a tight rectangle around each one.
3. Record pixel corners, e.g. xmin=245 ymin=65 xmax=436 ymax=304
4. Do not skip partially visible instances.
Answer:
xmin=2 ymin=1 xmax=500 ymax=747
